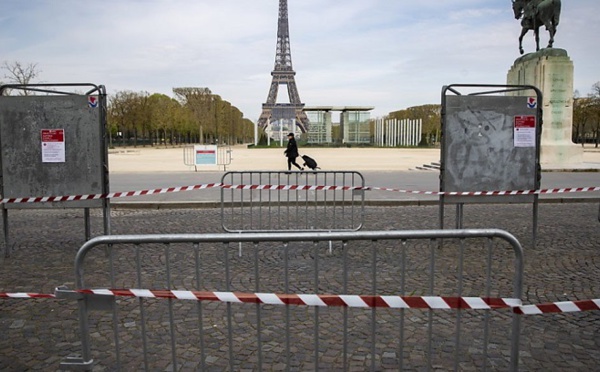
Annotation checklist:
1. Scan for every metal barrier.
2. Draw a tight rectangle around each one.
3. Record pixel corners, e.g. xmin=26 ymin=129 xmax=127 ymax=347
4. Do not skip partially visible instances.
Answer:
xmin=58 ymin=229 xmax=524 ymax=371
xmin=220 ymin=171 xmax=365 ymax=233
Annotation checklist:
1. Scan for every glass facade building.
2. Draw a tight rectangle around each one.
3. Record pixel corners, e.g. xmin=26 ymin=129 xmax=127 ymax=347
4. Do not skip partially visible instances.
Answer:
xmin=303 ymin=106 xmax=373 ymax=144
xmin=305 ymin=111 xmax=332 ymax=144
xmin=341 ymin=111 xmax=371 ymax=144
xmin=267 ymin=118 xmax=296 ymax=142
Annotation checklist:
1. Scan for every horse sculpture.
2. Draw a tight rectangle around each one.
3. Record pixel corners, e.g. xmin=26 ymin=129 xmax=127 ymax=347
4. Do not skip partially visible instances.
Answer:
xmin=512 ymin=0 xmax=561 ymax=54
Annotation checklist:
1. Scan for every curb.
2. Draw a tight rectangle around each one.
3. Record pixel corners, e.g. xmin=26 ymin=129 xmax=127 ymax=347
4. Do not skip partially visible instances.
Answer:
xmin=110 ymin=197 xmax=600 ymax=210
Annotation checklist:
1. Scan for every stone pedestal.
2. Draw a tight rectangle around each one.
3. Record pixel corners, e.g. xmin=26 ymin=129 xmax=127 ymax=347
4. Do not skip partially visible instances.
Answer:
xmin=507 ymin=48 xmax=583 ymax=167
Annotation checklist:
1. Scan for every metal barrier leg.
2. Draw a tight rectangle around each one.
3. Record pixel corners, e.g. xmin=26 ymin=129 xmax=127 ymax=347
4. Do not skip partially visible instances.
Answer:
xmin=2 ymin=207 xmax=9 ymax=258
xmin=56 ymin=287 xmax=94 ymax=371
xmin=533 ymin=198 xmax=539 ymax=247
xmin=456 ymin=203 xmax=464 ymax=229
xmin=84 ymin=208 xmax=90 ymax=241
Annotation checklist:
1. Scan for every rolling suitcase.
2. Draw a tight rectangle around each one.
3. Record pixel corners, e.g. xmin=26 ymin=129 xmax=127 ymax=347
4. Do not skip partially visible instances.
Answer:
xmin=301 ymin=155 xmax=320 ymax=170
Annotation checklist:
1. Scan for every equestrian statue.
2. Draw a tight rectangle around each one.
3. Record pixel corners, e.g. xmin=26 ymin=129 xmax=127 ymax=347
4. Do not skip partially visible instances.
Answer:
xmin=512 ymin=0 xmax=561 ymax=54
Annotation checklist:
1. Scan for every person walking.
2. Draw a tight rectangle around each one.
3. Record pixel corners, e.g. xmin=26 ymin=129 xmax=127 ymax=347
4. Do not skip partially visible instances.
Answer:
xmin=284 ymin=132 xmax=303 ymax=171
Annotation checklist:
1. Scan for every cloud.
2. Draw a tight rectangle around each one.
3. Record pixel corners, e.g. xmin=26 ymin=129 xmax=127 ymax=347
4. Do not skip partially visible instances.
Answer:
xmin=1 ymin=0 xmax=598 ymax=120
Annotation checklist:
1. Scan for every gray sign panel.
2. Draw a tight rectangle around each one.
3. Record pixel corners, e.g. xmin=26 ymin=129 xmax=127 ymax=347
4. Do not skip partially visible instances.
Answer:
xmin=0 ymin=95 xmax=105 ymax=208
xmin=442 ymin=95 xmax=540 ymax=203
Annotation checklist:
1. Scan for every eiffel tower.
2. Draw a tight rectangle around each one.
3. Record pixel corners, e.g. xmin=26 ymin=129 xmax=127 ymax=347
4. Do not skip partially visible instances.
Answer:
xmin=257 ymin=0 xmax=309 ymax=133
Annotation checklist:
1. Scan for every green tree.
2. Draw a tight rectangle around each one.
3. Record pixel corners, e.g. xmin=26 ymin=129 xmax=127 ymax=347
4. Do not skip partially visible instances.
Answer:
xmin=173 ymin=87 xmax=213 ymax=143
xmin=148 ymin=93 xmax=182 ymax=146
xmin=108 ymin=87 xmax=254 ymax=147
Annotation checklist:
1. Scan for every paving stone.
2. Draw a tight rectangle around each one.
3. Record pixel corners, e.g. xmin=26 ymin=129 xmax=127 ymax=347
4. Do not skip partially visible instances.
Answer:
xmin=0 ymin=203 xmax=598 ymax=370
xmin=9 ymin=320 xmax=25 ymax=329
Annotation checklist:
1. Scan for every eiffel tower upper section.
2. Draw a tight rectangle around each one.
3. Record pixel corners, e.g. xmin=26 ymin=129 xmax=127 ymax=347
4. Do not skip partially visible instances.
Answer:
xmin=257 ymin=0 xmax=309 ymax=133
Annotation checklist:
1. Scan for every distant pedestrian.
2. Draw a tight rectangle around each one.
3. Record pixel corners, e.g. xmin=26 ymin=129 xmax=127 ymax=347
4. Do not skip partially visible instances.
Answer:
xmin=284 ymin=132 xmax=303 ymax=171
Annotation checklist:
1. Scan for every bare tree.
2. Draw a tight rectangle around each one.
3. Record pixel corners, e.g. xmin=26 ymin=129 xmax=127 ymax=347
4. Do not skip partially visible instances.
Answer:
xmin=2 ymin=61 xmax=41 ymax=95
xmin=590 ymin=82 xmax=600 ymax=148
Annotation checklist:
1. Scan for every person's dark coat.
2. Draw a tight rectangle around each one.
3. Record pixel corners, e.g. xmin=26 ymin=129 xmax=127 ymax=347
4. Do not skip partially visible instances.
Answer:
xmin=284 ymin=137 xmax=299 ymax=159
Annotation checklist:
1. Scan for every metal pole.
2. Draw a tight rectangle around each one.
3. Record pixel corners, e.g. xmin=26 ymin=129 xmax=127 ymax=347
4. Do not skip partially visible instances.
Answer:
xmin=2 ymin=207 xmax=9 ymax=258
xmin=84 ymin=208 xmax=91 ymax=241
xmin=456 ymin=204 xmax=464 ymax=229
xmin=533 ymin=196 xmax=538 ymax=247
xmin=77 ymin=298 xmax=93 ymax=368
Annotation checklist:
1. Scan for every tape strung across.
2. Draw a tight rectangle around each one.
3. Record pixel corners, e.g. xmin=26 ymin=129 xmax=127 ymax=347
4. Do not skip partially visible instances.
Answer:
xmin=0 ymin=293 xmax=56 ymax=298
xmin=1 ymin=183 xmax=598 ymax=204
xmin=0 ymin=183 xmax=223 ymax=204
xmin=77 ymin=289 xmax=522 ymax=310
xmin=515 ymin=299 xmax=600 ymax=314
xmin=2 ymin=289 xmax=599 ymax=315
xmin=369 ymin=186 xmax=600 ymax=196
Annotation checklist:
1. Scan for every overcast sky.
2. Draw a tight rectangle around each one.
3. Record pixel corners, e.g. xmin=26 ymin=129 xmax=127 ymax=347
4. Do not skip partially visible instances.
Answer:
xmin=1 ymin=0 xmax=598 ymax=120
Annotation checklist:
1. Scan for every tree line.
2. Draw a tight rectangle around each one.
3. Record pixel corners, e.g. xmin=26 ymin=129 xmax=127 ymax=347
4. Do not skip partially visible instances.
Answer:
xmin=107 ymin=88 xmax=255 ymax=147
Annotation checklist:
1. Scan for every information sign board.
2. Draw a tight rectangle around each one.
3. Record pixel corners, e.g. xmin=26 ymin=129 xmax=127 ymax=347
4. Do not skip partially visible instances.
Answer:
xmin=41 ymin=128 xmax=66 ymax=163
xmin=194 ymin=145 xmax=218 ymax=166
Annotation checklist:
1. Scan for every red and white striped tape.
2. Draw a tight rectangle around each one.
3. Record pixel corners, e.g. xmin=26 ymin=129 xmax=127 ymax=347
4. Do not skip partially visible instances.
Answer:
xmin=2 ymin=289 xmax=599 ymax=314
xmin=76 ymin=289 xmax=522 ymax=310
xmin=369 ymin=186 xmax=600 ymax=196
xmin=1 ymin=289 xmax=521 ymax=309
xmin=0 ymin=292 xmax=56 ymax=299
xmin=0 ymin=183 xmax=223 ymax=204
xmin=1 ymin=183 xmax=598 ymax=204
xmin=515 ymin=299 xmax=600 ymax=314
xmin=221 ymin=184 xmax=362 ymax=191
xmin=222 ymin=184 xmax=600 ymax=196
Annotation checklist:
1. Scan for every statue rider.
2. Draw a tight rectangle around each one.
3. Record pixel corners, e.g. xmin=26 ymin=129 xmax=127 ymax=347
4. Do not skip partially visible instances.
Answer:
xmin=522 ymin=0 xmax=540 ymax=27
xmin=513 ymin=0 xmax=561 ymax=53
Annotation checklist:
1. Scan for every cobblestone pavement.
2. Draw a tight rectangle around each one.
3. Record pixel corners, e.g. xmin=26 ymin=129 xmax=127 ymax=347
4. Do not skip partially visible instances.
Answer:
xmin=0 ymin=202 xmax=598 ymax=371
